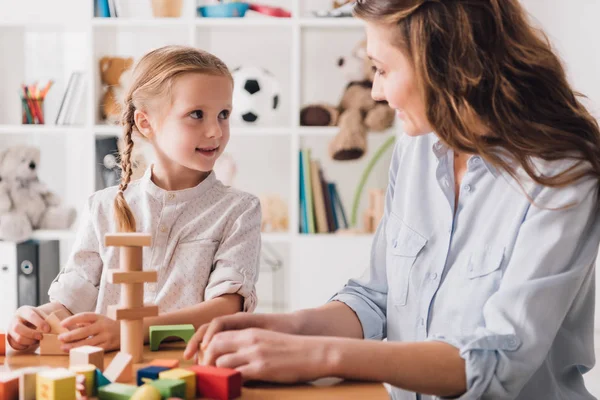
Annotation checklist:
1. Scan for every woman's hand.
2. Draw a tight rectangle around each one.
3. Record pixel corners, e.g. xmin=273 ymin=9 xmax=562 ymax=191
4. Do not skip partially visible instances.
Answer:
xmin=59 ymin=313 xmax=120 ymax=352
xmin=7 ymin=306 xmax=51 ymax=351
xmin=201 ymin=328 xmax=337 ymax=383
xmin=183 ymin=312 xmax=299 ymax=361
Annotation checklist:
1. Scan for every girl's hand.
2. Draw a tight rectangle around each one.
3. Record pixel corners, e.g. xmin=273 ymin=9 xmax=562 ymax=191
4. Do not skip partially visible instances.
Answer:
xmin=59 ymin=313 xmax=120 ymax=352
xmin=183 ymin=312 xmax=299 ymax=361
xmin=7 ymin=306 xmax=51 ymax=351
xmin=202 ymin=328 xmax=336 ymax=383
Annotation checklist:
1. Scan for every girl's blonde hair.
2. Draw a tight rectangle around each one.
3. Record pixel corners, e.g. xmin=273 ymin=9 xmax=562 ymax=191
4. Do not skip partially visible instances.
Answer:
xmin=114 ymin=45 xmax=232 ymax=232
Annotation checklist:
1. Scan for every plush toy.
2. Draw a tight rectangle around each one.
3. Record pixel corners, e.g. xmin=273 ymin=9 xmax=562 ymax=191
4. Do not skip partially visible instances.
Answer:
xmin=0 ymin=146 xmax=77 ymax=242
xmin=300 ymin=40 xmax=396 ymax=161
xmin=259 ymin=194 xmax=288 ymax=233
xmin=99 ymin=56 xmax=134 ymax=124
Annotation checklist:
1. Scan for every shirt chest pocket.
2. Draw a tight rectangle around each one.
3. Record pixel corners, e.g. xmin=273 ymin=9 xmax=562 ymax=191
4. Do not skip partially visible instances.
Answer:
xmin=387 ymin=214 xmax=427 ymax=307
xmin=465 ymin=245 xmax=505 ymax=279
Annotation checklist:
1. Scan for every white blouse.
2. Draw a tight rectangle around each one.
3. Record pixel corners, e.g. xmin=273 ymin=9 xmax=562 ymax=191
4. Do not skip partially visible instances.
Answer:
xmin=48 ymin=167 xmax=261 ymax=315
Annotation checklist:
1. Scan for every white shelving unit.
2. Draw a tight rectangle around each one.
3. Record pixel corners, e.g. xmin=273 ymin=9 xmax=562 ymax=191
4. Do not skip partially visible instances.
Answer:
xmin=0 ymin=0 xmax=397 ymax=313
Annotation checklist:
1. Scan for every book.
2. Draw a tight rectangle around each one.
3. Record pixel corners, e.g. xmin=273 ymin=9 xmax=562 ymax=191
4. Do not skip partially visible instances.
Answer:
xmin=301 ymin=149 xmax=315 ymax=234
xmin=331 ymin=183 xmax=348 ymax=229
xmin=320 ymin=171 xmax=335 ymax=232
xmin=328 ymin=183 xmax=339 ymax=231
xmin=310 ymin=159 xmax=328 ymax=234
xmin=55 ymin=72 xmax=83 ymax=125
xmin=299 ymin=150 xmax=308 ymax=234
xmin=97 ymin=0 xmax=111 ymax=17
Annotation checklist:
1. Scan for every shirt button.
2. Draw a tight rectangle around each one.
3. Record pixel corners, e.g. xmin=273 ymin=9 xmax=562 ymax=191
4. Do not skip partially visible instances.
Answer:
xmin=168 ymin=193 xmax=175 ymax=200
xmin=419 ymin=317 xmax=425 ymax=326
xmin=464 ymin=184 xmax=472 ymax=192
xmin=160 ymin=225 xmax=167 ymax=233
xmin=430 ymin=272 xmax=438 ymax=280
xmin=393 ymin=240 xmax=398 ymax=248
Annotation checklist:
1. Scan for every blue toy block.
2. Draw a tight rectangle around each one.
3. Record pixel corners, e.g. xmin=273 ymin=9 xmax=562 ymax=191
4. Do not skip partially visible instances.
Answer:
xmin=136 ymin=366 xmax=170 ymax=386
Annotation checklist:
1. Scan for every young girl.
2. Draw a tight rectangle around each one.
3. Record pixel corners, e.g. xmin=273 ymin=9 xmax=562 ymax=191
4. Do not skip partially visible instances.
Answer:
xmin=7 ymin=45 xmax=261 ymax=352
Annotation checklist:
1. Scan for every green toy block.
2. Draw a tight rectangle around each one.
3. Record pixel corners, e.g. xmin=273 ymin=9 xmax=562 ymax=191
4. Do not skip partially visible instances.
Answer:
xmin=149 ymin=378 xmax=186 ymax=398
xmin=98 ymin=382 xmax=138 ymax=400
xmin=149 ymin=324 xmax=195 ymax=351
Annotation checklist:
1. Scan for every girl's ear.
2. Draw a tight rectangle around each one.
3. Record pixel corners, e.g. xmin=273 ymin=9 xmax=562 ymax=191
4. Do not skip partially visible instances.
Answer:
xmin=134 ymin=109 xmax=154 ymax=139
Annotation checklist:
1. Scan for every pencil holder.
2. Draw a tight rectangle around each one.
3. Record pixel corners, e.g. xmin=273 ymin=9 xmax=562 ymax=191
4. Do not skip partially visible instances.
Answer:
xmin=152 ymin=0 xmax=183 ymax=17
xmin=21 ymin=97 xmax=45 ymax=124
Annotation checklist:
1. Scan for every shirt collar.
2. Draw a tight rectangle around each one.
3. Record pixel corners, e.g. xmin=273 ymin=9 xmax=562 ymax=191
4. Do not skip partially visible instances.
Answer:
xmin=431 ymin=138 xmax=499 ymax=178
xmin=140 ymin=164 xmax=218 ymax=203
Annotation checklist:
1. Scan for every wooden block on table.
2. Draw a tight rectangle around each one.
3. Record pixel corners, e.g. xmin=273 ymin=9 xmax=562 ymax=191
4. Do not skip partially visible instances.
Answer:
xmin=0 ymin=372 xmax=19 ymax=400
xmin=148 ymin=358 xmax=180 ymax=369
xmin=105 ymin=233 xmax=152 ymax=247
xmin=39 ymin=334 xmax=67 ymax=356
xmin=0 ymin=332 xmax=5 ymax=356
xmin=45 ymin=312 xmax=68 ymax=335
xmin=149 ymin=378 xmax=186 ymax=399
xmin=69 ymin=364 xmax=96 ymax=397
xmin=104 ymin=352 xmax=133 ymax=383
xmin=97 ymin=382 xmax=138 ymax=400
xmin=36 ymin=368 xmax=76 ymax=400
xmin=95 ymin=369 xmax=111 ymax=389
xmin=159 ymin=368 xmax=196 ymax=400
xmin=19 ymin=367 xmax=50 ymax=400
xmin=188 ymin=365 xmax=242 ymax=400
xmin=131 ymin=383 xmax=162 ymax=400
xmin=70 ymin=345 xmax=104 ymax=371
xmin=107 ymin=270 xmax=158 ymax=284
xmin=149 ymin=324 xmax=195 ymax=351
xmin=107 ymin=304 xmax=159 ymax=321
xmin=136 ymin=366 xmax=169 ymax=386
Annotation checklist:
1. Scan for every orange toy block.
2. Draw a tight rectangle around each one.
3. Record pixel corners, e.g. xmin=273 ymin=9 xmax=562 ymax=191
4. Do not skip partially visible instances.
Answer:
xmin=0 ymin=372 xmax=19 ymax=400
xmin=39 ymin=334 xmax=67 ymax=356
xmin=69 ymin=345 xmax=104 ymax=371
xmin=148 ymin=359 xmax=180 ymax=369
xmin=0 ymin=332 xmax=5 ymax=356
xmin=104 ymin=352 xmax=133 ymax=383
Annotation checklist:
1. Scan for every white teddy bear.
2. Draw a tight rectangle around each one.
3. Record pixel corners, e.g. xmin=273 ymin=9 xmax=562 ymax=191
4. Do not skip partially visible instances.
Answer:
xmin=0 ymin=145 xmax=77 ymax=242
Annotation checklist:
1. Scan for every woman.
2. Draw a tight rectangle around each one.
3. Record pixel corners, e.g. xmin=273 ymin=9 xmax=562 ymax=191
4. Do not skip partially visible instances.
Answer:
xmin=184 ymin=1 xmax=600 ymax=398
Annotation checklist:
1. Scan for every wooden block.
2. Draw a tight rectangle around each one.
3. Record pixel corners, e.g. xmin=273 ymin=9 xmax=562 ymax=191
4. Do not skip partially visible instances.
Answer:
xmin=95 ymin=369 xmax=111 ymax=389
xmin=39 ymin=334 xmax=67 ymax=356
xmin=105 ymin=233 xmax=152 ymax=247
xmin=69 ymin=364 xmax=96 ymax=397
xmin=149 ymin=324 xmax=195 ymax=351
xmin=122 ymin=319 xmax=145 ymax=364
xmin=108 ymin=270 xmax=158 ymax=284
xmin=19 ymin=367 xmax=49 ymax=400
xmin=70 ymin=345 xmax=104 ymax=371
xmin=36 ymin=368 xmax=76 ymax=400
xmin=149 ymin=379 xmax=186 ymax=399
xmin=131 ymin=384 xmax=162 ymax=400
xmin=136 ymin=366 xmax=169 ymax=386
xmin=148 ymin=359 xmax=180 ymax=369
xmin=159 ymin=368 xmax=196 ymax=400
xmin=188 ymin=365 xmax=242 ymax=400
xmin=0 ymin=332 xmax=5 ymax=356
xmin=97 ymin=382 xmax=138 ymax=400
xmin=104 ymin=352 xmax=133 ymax=383
xmin=0 ymin=372 xmax=19 ymax=400
xmin=45 ymin=312 xmax=68 ymax=335
xmin=107 ymin=305 xmax=159 ymax=321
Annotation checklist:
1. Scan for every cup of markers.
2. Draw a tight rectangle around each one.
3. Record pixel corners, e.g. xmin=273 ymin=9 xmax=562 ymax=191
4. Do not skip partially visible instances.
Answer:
xmin=20 ymin=81 xmax=53 ymax=125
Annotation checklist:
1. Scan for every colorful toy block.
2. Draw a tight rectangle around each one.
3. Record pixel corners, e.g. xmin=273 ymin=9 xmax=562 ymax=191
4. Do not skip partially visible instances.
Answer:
xmin=0 ymin=372 xmax=19 ymax=400
xmin=136 ymin=366 xmax=169 ymax=386
xmin=148 ymin=358 xmax=180 ymax=369
xmin=149 ymin=324 xmax=195 ymax=351
xmin=95 ymin=369 xmax=111 ymax=389
xmin=70 ymin=345 xmax=104 ymax=371
xmin=188 ymin=365 xmax=242 ymax=400
xmin=149 ymin=378 xmax=186 ymax=398
xmin=130 ymin=384 xmax=161 ymax=400
xmin=103 ymin=352 xmax=133 ymax=383
xmin=36 ymin=368 xmax=76 ymax=400
xmin=69 ymin=364 xmax=96 ymax=397
xmin=0 ymin=332 xmax=5 ymax=356
xmin=159 ymin=368 xmax=196 ymax=400
xmin=45 ymin=311 xmax=68 ymax=335
xmin=19 ymin=367 xmax=50 ymax=400
xmin=39 ymin=334 xmax=67 ymax=356
xmin=97 ymin=382 xmax=138 ymax=400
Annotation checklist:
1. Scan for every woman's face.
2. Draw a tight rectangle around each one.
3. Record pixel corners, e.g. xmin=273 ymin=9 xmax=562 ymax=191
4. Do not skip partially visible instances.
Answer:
xmin=365 ymin=21 xmax=432 ymax=136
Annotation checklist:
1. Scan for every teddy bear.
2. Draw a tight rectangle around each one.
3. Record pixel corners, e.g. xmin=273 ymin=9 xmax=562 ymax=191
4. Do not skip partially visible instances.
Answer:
xmin=300 ymin=39 xmax=396 ymax=161
xmin=0 ymin=145 xmax=77 ymax=242
xmin=259 ymin=194 xmax=289 ymax=233
xmin=100 ymin=56 xmax=134 ymax=124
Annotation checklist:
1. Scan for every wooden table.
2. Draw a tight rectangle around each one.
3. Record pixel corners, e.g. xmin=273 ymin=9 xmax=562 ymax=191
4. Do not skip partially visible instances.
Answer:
xmin=1 ymin=342 xmax=388 ymax=399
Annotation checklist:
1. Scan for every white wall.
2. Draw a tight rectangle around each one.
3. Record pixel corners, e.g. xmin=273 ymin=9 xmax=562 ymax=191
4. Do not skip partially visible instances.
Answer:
xmin=520 ymin=0 xmax=600 ymax=395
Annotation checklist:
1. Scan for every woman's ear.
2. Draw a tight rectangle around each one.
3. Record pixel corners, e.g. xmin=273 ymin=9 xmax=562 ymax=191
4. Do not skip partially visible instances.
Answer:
xmin=134 ymin=109 xmax=154 ymax=139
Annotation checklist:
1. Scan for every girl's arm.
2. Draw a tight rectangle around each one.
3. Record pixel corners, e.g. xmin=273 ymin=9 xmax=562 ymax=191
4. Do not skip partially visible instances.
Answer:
xmin=142 ymin=294 xmax=243 ymax=342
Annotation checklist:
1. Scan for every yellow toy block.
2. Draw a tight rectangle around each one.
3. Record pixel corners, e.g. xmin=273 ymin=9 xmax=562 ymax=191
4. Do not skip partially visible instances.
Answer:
xmin=158 ymin=368 xmax=196 ymax=400
xmin=36 ymin=368 xmax=76 ymax=400
xmin=69 ymin=364 xmax=96 ymax=397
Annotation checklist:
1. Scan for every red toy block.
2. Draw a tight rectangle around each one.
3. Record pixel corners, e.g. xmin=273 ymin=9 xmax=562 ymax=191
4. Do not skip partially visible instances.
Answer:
xmin=0 ymin=333 xmax=5 ymax=356
xmin=0 ymin=372 xmax=19 ymax=400
xmin=188 ymin=365 xmax=241 ymax=400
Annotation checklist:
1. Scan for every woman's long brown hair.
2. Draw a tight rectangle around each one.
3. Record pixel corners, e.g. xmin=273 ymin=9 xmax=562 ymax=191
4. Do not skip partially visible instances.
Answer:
xmin=355 ymin=0 xmax=600 ymax=193
xmin=114 ymin=45 xmax=232 ymax=232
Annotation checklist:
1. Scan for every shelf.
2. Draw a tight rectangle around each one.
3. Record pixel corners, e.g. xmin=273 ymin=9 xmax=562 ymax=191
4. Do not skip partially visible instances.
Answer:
xmin=262 ymin=233 xmax=291 ymax=243
xmin=30 ymin=230 xmax=76 ymax=241
xmin=299 ymin=18 xmax=364 ymax=28
xmin=0 ymin=125 xmax=85 ymax=135
xmin=93 ymin=125 xmax=292 ymax=138
xmin=89 ymin=17 xmax=364 ymax=29
xmin=196 ymin=18 xmax=292 ymax=28
xmin=92 ymin=18 xmax=191 ymax=27
xmin=298 ymin=127 xmax=339 ymax=136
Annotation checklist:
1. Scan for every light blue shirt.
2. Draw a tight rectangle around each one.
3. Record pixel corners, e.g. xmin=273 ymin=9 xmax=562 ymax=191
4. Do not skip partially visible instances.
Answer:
xmin=330 ymin=132 xmax=600 ymax=400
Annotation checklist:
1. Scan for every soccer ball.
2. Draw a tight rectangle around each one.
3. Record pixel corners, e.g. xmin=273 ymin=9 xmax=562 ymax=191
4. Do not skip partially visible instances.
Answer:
xmin=232 ymin=66 xmax=281 ymax=125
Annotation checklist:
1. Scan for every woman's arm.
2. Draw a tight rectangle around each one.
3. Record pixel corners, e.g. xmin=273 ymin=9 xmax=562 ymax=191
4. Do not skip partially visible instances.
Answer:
xmin=142 ymin=294 xmax=243 ymax=342
xmin=292 ymin=302 xmax=364 ymax=338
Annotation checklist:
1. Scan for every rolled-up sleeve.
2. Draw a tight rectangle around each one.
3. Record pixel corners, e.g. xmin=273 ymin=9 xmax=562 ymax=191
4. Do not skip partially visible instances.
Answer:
xmin=205 ymin=195 xmax=261 ymax=312
xmin=428 ymin=176 xmax=600 ymax=399
xmin=48 ymin=195 xmax=103 ymax=314
xmin=328 ymin=141 xmax=404 ymax=340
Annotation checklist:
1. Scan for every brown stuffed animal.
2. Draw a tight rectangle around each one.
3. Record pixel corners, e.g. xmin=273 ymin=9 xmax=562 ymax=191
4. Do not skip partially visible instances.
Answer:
xmin=300 ymin=40 xmax=396 ymax=161
xmin=99 ymin=56 xmax=134 ymax=124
